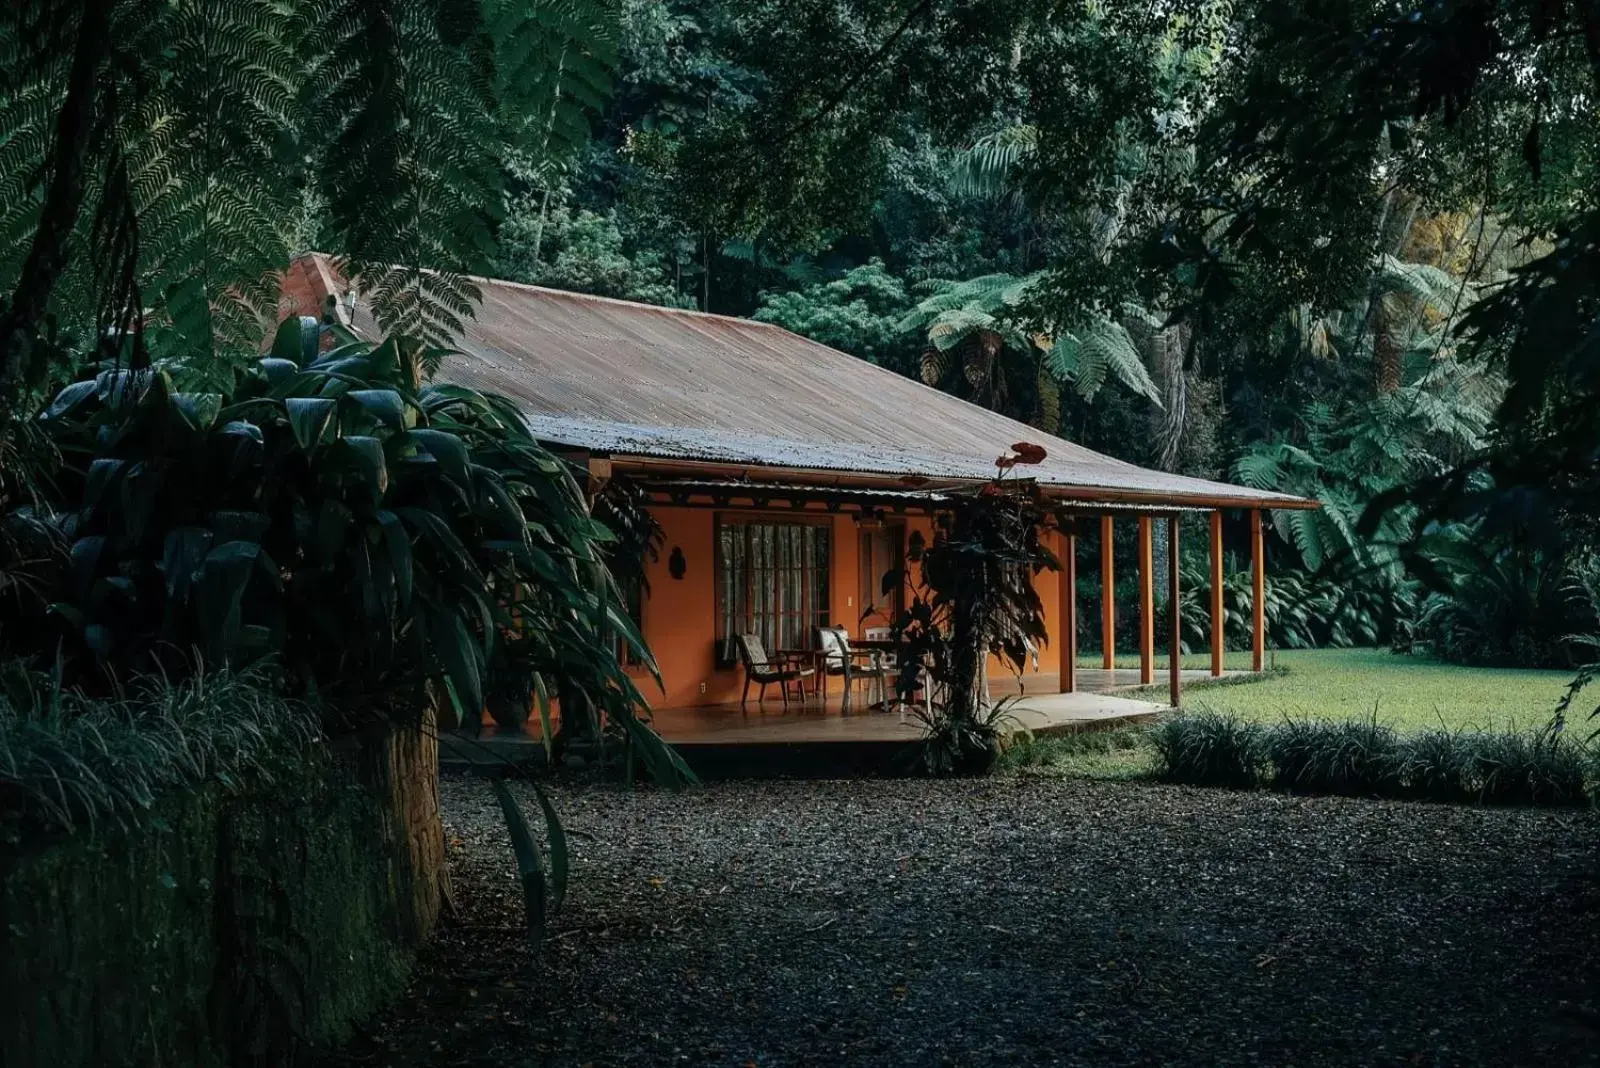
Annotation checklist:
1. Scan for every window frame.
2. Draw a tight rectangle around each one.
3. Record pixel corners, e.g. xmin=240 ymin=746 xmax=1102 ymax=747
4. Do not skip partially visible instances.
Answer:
xmin=713 ymin=512 xmax=833 ymax=668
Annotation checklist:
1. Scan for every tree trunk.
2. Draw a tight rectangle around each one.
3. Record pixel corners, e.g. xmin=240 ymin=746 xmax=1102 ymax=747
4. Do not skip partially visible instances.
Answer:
xmin=1373 ymin=305 xmax=1403 ymax=394
xmin=1157 ymin=321 xmax=1191 ymax=472
xmin=0 ymin=2 xmax=111 ymax=418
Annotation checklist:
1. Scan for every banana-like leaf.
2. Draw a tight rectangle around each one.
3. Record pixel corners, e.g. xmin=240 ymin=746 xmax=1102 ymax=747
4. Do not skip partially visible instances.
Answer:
xmin=407 ymin=428 xmax=474 ymax=492
xmin=490 ymin=777 xmax=547 ymax=947
xmin=345 ymin=388 xmax=407 ymax=429
xmin=285 ymin=397 xmax=337 ymax=450
xmin=376 ymin=510 xmax=413 ymax=607
xmin=526 ymin=778 xmax=569 ymax=913
xmin=340 ymin=435 xmax=389 ymax=494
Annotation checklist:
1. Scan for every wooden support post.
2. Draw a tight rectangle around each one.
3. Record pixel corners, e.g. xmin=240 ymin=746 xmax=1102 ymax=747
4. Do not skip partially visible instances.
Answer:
xmin=1100 ymin=514 xmax=1115 ymax=672
xmin=1058 ymin=523 xmax=1077 ymax=694
xmin=1168 ymin=515 xmax=1182 ymax=708
xmin=1251 ymin=508 xmax=1266 ymax=673
xmin=1209 ymin=509 xmax=1225 ymax=677
xmin=1138 ymin=516 xmax=1154 ymax=685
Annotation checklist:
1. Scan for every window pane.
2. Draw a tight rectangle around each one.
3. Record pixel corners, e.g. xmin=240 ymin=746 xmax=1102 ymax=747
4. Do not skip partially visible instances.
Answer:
xmin=716 ymin=518 xmax=831 ymax=658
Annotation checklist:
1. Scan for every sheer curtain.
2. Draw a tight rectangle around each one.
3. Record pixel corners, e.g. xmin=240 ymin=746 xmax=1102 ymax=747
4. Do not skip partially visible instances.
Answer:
xmin=718 ymin=520 xmax=830 ymax=662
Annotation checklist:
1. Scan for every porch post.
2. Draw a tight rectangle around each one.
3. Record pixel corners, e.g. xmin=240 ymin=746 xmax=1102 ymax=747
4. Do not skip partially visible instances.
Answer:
xmin=1138 ymin=515 xmax=1154 ymax=685
xmin=1209 ymin=509 xmax=1225 ymax=677
xmin=1100 ymin=514 xmax=1115 ymax=671
xmin=1168 ymin=514 xmax=1182 ymax=708
xmin=1251 ymin=508 xmax=1266 ymax=673
xmin=1058 ymin=522 xmax=1077 ymax=694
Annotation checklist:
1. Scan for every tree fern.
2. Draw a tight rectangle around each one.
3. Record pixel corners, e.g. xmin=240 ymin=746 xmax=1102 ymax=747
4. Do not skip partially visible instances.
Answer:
xmin=131 ymin=0 xmax=300 ymax=362
xmin=903 ymin=272 xmax=1164 ymax=407
xmin=0 ymin=0 xmax=621 ymax=407
xmin=1046 ymin=316 xmax=1163 ymax=404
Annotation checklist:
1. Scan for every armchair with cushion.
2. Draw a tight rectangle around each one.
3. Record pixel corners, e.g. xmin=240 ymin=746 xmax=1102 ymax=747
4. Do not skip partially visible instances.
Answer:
xmin=735 ymin=633 xmax=815 ymax=709
xmin=816 ymin=625 xmax=891 ymax=709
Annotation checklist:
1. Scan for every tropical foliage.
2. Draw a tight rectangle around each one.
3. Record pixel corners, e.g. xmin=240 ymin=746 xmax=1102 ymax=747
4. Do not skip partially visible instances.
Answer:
xmin=0 ymin=1 xmax=689 ymax=955
xmin=4 ymin=320 xmax=667 ymax=744
xmin=891 ymin=445 xmax=1057 ymax=775
xmin=0 ymin=0 xmax=621 ymax=412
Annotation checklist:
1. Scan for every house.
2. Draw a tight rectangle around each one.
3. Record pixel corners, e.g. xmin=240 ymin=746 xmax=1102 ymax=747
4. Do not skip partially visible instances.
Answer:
xmin=277 ymin=254 xmax=1314 ymax=723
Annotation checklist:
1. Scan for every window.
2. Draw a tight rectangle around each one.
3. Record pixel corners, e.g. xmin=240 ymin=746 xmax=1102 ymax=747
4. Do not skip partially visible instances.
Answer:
xmin=716 ymin=518 xmax=830 ymax=665
xmin=858 ymin=521 xmax=904 ymax=623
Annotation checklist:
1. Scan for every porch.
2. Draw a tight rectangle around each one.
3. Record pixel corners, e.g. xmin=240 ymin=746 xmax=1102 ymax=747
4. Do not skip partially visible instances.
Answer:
xmin=646 ymin=667 xmax=1244 ymax=746
xmin=443 ymin=667 xmax=1251 ymax=776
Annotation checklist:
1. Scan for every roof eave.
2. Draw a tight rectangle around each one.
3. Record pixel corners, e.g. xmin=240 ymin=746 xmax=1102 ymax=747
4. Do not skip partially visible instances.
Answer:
xmin=604 ymin=454 xmax=1319 ymax=511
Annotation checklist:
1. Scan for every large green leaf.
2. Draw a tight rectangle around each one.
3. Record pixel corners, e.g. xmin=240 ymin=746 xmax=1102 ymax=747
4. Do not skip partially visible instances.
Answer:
xmin=286 ymin=397 xmax=338 ymax=450
xmin=345 ymin=388 xmax=407 ymax=430
xmin=490 ymin=777 xmax=547 ymax=948
xmin=376 ymin=510 xmax=414 ymax=607
xmin=340 ymin=435 xmax=390 ymax=495
xmin=430 ymin=610 xmax=484 ymax=717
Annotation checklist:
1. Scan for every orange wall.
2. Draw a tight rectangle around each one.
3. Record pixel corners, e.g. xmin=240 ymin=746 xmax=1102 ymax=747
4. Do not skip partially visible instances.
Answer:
xmin=627 ymin=506 xmax=1064 ymax=709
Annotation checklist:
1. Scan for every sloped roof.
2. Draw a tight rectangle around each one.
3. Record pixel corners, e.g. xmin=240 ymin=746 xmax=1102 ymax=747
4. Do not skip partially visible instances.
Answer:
xmin=283 ymin=254 xmax=1312 ymax=510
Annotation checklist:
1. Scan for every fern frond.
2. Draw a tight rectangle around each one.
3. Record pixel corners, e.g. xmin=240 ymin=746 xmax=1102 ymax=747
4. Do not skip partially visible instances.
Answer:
xmin=1047 ymin=316 xmax=1162 ymax=405
xmin=1375 ymin=253 xmax=1460 ymax=309
xmin=949 ymin=124 xmax=1037 ymax=198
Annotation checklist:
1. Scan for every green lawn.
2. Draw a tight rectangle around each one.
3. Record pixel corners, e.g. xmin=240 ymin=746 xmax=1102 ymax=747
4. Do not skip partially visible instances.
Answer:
xmin=1009 ymin=648 xmax=1580 ymax=780
xmin=1084 ymin=647 xmax=1574 ymax=733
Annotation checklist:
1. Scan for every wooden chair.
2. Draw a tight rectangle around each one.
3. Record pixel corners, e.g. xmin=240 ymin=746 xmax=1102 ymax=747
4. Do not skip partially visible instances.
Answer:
xmin=817 ymin=625 xmax=890 ymax=709
xmin=736 ymin=633 xmax=815 ymax=709
xmin=865 ymin=625 xmax=924 ymax=721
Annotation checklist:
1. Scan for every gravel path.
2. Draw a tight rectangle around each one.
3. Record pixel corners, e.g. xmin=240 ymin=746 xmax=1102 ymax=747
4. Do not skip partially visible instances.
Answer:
xmin=324 ymin=773 xmax=1600 ymax=1067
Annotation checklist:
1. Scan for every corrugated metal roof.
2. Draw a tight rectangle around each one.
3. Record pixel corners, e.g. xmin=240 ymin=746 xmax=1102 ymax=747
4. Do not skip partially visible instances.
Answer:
xmin=300 ymin=255 xmax=1313 ymax=510
xmin=641 ymin=478 xmax=950 ymax=503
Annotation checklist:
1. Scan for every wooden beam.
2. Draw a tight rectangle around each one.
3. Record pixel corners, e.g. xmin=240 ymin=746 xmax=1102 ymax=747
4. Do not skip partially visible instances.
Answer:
xmin=1251 ymin=508 xmax=1266 ymax=673
xmin=1138 ymin=516 xmax=1154 ymax=685
xmin=585 ymin=455 xmax=613 ymax=501
xmin=1058 ymin=524 xmax=1077 ymax=693
xmin=1209 ymin=509 xmax=1225 ymax=677
xmin=1168 ymin=515 xmax=1182 ymax=708
xmin=1100 ymin=514 xmax=1115 ymax=671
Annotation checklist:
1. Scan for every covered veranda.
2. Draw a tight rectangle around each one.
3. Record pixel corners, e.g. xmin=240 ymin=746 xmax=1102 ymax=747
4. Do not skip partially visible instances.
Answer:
xmin=624 ymin=469 xmax=1276 ymax=717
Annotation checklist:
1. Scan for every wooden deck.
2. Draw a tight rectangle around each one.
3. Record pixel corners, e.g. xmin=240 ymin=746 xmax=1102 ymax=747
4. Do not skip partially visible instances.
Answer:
xmin=441 ymin=669 xmax=1248 ymax=775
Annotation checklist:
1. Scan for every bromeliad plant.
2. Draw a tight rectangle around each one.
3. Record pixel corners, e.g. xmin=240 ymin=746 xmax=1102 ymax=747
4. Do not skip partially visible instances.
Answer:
xmin=4 ymin=318 xmax=680 ymax=775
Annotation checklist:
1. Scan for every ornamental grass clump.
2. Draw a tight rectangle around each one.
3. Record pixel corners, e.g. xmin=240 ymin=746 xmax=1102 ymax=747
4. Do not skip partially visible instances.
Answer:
xmin=1152 ymin=711 xmax=1264 ymax=788
xmin=1464 ymin=728 xmax=1589 ymax=807
xmin=1265 ymin=716 xmax=1405 ymax=797
xmin=1394 ymin=726 xmax=1474 ymax=803
xmin=0 ymin=663 xmax=318 ymax=839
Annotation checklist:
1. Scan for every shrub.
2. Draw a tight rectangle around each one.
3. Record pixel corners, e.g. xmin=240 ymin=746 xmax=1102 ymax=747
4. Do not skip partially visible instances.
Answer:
xmin=1265 ymin=716 xmax=1406 ymax=797
xmin=0 ymin=662 xmax=318 ymax=839
xmin=1394 ymin=727 xmax=1473 ymax=803
xmin=1152 ymin=711 xmax=1264 ymax=788
xmin=1463 ymin=728 xmax=1589 ymax=807
xmin=1156 ymin=710 xmax=1592 ymax=807
xmin=2 ymin=324 xmax=674 ymax=766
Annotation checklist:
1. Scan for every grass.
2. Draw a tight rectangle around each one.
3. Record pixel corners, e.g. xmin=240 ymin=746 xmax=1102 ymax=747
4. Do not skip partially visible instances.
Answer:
xmin=1018 ymin=647 xmax=1587 ymax=790
xmin=1002 ymin=727 xmax=1154 ymax=781
xmin=1096 ymin=647 xmax=1574 ymax=734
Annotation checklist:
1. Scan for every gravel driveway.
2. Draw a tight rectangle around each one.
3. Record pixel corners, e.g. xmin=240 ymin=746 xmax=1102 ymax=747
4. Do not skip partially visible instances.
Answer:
xmin=322 ymin=773 xmax=1600 ymax=1067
